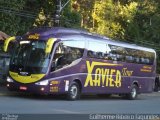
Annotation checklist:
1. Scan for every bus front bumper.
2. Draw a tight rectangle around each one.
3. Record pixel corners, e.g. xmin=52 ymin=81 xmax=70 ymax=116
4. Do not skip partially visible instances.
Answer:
xmin=6 ymin=82 xmax=64 ymax=95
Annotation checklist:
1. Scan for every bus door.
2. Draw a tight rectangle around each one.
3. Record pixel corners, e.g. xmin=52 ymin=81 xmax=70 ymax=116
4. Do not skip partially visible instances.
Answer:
xmin=49 ymin=40 xmax=86 ymax=93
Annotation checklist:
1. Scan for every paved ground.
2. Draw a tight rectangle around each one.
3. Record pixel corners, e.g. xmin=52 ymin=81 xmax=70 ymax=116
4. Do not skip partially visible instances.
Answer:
xmin=0 ymin=85 xmax=160 ymax=120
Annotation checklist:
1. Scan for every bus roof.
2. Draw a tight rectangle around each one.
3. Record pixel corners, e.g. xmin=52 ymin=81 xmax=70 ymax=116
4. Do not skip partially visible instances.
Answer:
xmin=24 ymin=27 xmax=155 ymax=53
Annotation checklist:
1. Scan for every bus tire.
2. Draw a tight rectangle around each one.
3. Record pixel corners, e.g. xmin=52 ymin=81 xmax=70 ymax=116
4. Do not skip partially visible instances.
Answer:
xmin=67 ymin=82 xmax=80 ymax=101
xmin=126 ymin=84 xmax=138 ymax=100
xmin=154 ymin=76 xmax=159 ymax=92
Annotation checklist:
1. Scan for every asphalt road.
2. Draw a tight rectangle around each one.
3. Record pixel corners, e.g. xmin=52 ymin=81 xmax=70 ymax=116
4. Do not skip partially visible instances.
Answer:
xmin=0 ymin=86 xmax=160 ymax=120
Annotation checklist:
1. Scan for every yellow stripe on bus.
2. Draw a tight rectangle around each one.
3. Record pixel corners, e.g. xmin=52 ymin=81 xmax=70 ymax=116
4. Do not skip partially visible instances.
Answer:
xmin=4 ymin=36 xmax=16 ymax=52
xmin=45 ymin=38 xmax=56 ymax=54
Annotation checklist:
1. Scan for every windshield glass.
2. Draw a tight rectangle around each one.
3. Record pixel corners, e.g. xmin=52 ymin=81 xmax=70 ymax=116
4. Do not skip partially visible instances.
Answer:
xmin=10 ymin=40 xmax=50 ymax=74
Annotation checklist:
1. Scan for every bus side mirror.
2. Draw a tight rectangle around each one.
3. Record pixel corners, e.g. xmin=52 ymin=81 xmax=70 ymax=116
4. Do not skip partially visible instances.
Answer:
xmin=3 ymin=36 xmax=16 ymax=52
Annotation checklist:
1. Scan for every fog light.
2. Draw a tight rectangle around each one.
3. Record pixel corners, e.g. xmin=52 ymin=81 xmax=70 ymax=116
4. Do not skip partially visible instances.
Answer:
xmin=40 ymin=87 xmax=45 ymax=91
xmin=7 ymin=84 xmax=10 ymax=87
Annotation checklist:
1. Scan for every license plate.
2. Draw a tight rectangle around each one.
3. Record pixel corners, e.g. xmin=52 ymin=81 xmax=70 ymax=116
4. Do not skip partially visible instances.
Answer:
xmin=20 ymin=86 xmax=27 ymax=90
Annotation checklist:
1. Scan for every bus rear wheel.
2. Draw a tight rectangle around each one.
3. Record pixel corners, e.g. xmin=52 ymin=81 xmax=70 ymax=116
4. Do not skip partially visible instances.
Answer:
xmin=126 ymin=84 xmax=138 ymax=100
xmin=67 ymin=82 xmax=80 ymax=101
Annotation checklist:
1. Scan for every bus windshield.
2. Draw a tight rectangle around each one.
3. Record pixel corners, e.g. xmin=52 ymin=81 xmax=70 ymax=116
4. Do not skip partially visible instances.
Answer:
xmin=10 ymin=40 xmax=50 ymax=74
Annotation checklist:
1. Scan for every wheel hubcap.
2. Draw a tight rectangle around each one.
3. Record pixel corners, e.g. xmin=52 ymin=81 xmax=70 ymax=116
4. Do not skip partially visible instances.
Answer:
xmin=131 ymin=88 xmax=136 ymax=98
xmin=70 ymin=85 xmax=78 ymax=98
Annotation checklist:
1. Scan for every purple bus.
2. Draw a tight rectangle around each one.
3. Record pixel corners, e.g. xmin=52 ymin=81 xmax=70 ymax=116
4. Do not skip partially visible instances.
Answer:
xmin=5 ymin=27 xmax=156 ymax=100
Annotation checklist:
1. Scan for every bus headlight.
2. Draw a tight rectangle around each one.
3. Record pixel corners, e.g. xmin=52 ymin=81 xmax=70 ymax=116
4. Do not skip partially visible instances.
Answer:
xmin=7 ymin=77 xmax=13 ymax=82
xmin=35 ymin=80 xmax=49 ymax=86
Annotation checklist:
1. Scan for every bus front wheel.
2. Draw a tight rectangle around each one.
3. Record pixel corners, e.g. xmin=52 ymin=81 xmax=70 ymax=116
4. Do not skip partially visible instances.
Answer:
xmin=67 ymin=82 xmax=80 ymax=101
xmin=126 ymin=84 xmax=138 ymax=100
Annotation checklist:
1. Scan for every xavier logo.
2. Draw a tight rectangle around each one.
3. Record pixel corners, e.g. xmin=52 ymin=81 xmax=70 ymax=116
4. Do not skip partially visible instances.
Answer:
xmin=84 ymin=61 xmax=122 ymax=88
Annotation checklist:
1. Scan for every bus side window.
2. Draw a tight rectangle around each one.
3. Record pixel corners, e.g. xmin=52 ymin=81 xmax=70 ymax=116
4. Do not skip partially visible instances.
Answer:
xmin=87 ymin=41 xmax=108 ymax=60
xmin=134 ymin=57 xmax=140 ymax=63
xmin=126 ymin=56 xmax=134 ymax=63
xmin=97 ymin=52 xmax=103 ymax=59
xmin=108 ymin=44 xmax=126 ymax=62
xmin=51 ymin=40 xmax=85 ymax=71
xmin=87 ymin=50 xmax=95 ymax=58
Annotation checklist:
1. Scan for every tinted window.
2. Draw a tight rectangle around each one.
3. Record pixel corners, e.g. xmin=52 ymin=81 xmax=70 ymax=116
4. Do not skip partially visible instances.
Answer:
xmin=87 ymin=41 xmax=155 ymax=65
xmin=87 ymin=41 xmax=110 ymax=59
xmin=52 ymin=40 xmax=85 ymax=71
xmin=108 ymin=44 xmax=155 ymax=65
xmin=108 ymin=45 xmax=126 ymax=61
xmin=10 ymin=41 xmax=50 ymax=74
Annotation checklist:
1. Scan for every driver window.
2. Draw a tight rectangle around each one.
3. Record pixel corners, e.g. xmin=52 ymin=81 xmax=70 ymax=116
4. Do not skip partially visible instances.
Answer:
xmin=51 ymin=40 xmax=85 ymax=71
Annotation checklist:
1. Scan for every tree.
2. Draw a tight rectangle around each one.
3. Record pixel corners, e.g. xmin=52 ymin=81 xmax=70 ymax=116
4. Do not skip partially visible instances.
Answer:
xmin=72 ymin=0 xmax=95 ymax=30
xmin=0 ymin=0 xmax=27 ymax=35
xmin=60 ymin=0 xmax=81 ymax=28
xmin=92 ymin=0 xmax=125 ymax=39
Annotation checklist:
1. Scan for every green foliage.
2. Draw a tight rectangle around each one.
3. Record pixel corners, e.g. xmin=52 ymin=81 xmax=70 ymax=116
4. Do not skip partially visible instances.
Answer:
xmin=92 ymin=0 xmax=138 ymax=40
xmin=0 ymin=0 xmax=27 ymax=35
xmin=0 ymin=0 xmax=81 ymax=34
xmin=75 ymin=0 xmax=95 ymax=29
xmin=60 ymin=1 xmax=81 ymax=28
xmin=61 ymin=10 xmax=81 ymax=28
